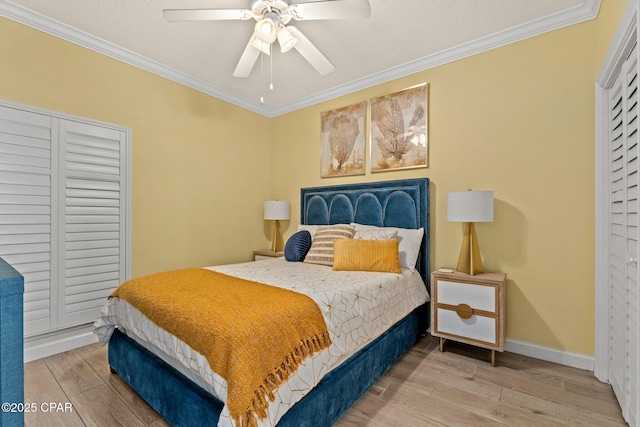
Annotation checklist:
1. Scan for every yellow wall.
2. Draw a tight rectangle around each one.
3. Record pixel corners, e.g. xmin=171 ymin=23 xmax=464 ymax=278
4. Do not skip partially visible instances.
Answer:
xmin=0 ymin=1 xmax=629 ymax=355
xmin=0 ymin=16 xmax=273 ymax=277
xmin=271 ymin=2 xmax=627 ymax=355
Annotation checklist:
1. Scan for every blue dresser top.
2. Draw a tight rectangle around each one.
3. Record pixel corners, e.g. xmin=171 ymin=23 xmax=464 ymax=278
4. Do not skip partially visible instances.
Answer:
xmin=0 ymin=258 xmax=24 ymax=297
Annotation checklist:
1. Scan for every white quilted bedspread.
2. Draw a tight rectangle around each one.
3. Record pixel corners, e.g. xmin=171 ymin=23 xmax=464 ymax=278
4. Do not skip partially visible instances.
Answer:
xmin=94 ymin=258 xmax=429 ymax=427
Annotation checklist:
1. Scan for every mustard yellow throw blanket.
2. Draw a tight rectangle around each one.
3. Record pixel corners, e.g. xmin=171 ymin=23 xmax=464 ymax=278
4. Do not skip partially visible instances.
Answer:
xmin=110 ymin=268 xmax=331 ymax=427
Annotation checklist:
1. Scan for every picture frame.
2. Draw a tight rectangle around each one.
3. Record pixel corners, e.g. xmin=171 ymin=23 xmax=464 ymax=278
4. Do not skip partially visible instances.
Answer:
xmin=320 ymin=101 xmax=366 ymax=178
xmin=370 ymin=83 xmax=428 ymax=172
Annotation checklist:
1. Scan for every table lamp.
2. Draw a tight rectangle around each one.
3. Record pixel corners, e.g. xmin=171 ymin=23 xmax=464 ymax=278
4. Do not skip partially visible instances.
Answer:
xmin=447 ymin=190 xmax=494 ymax=275
xmin=264 ymin=200 xmax=290 ymax=252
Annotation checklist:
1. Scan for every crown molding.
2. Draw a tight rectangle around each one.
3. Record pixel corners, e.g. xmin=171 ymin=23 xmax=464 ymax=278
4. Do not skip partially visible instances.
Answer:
xmin=269 ymin=0 xmax=601 ymax=117
xmin=0 ymin=0 xmax=272 ymax=116
xmin=1 ymin=0 xmax=600 ymax=118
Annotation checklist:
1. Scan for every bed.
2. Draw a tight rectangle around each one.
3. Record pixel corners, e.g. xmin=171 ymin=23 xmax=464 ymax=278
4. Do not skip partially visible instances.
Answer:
xmin=95 ymin=177 xmax=430 ymax=427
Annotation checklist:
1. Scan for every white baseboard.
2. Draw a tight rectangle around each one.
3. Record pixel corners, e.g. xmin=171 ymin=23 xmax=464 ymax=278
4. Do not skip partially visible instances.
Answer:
xmin=24 ymin=323 xmax=99 ymax=363
xmin=505 ymin=338 xmax=595 ymax=371
xmin=24 ymin=326 xmax=595 ymax=373
xmin=426 ymin=328 xmax=595 ymax=371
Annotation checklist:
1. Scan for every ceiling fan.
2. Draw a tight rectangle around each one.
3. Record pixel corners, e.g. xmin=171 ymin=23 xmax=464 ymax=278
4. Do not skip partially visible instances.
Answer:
xmin=163 ymin=0 xmax=371 ymax=78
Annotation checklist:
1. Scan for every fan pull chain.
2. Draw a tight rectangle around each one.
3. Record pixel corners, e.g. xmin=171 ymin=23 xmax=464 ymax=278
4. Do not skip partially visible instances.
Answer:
xmin=270 ymin=43 xmax=274 ymax=91
xmin=259 ymin=44 xmax=266 ymax=105
xmin=259 ymin=42 xmax=275 ymax=105
xmin=261 ymin=44 xmax=273 ymax=105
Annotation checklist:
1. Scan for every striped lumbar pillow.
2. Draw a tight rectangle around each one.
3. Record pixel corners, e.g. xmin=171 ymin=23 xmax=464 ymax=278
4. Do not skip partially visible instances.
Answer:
xmin=303 ymin=224 xmax=355 ymax=266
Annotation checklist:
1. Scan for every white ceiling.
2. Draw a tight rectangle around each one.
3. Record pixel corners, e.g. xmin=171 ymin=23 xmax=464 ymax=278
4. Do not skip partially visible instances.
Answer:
xmin=1 ymin=0 xmax=598 ymax=117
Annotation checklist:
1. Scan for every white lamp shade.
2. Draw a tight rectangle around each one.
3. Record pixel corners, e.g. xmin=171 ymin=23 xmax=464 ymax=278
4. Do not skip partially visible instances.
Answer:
xmin=277 ymin=27 xmax=297 ymax=53
xmin=254 ymin=17 xmax=277 ymax=43
xmin=447 ymin=191 xmax=494 ymax=222
xmin=250 ymin=35 xmax=271 ymax=55
xmin=264 ymin=201 xmax=290 ymax=220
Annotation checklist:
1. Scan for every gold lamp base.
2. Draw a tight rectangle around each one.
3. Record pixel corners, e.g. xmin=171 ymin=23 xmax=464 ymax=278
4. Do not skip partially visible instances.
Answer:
xmin=270 ymin=220 xmax=284 ymax=252
xmin=456 ymin=222 xmax=484 ymax=275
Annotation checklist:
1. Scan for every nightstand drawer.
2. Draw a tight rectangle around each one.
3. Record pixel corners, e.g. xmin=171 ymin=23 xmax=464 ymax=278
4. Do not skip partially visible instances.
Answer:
xmin=435 ymin=279 xmax=496 ymax=313
xmin=436 ymin=308 xmax=498 ymax=346
xmin=431 ymin=271 xmax=506 ymax=363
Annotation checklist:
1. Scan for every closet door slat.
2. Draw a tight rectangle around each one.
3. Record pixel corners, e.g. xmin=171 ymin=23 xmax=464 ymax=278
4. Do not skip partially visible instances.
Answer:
xmin=57 ymin=120 xmax=126 ymax=326
xmin=0 ymin=106 xmax=53 ymax=336
xmin=608 ymin=42 xmax=639 ymax=426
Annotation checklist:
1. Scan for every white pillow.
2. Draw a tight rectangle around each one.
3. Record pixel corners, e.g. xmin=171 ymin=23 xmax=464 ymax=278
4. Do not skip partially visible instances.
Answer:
xmin=301 ymin=224 xmax=396 ymax=241
xmin=353 ymin=229 xmax=398 ymax=240
xmin=351 ymin=223 xmax=424 ymax=271
xmin=297 ymin=224 xmax=319 ymax=240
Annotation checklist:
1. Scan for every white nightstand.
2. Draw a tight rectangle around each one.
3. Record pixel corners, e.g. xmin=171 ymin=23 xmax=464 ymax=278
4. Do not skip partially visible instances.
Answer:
xmin=430 ymin=269 xmax=506 ymax=366
xmin=253 ymin=250 xmax=284 ymax=261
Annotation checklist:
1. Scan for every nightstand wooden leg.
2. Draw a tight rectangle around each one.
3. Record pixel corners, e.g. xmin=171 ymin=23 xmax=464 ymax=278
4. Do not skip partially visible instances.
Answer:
xmin=439 ymin=337 xmax=445 ymax=352
xmin=491 ymin=350 xmax=496 ymax=367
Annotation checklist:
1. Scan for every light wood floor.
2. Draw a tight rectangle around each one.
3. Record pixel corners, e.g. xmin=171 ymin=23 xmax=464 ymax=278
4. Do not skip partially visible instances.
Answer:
xmin=24 ymin=334 xmax=627 ymax=426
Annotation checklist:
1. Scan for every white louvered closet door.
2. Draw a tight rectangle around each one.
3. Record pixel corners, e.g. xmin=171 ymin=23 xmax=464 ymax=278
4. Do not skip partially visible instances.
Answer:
xmin=608 ymin=42 xmax=639 ymax=427
xmin=0 ymin=106 xmax=55 ymax=335
xmin=0 ymin=102 xmax=128 ymax=338
xmin=58 ymin=120 xmax=126 ymax=327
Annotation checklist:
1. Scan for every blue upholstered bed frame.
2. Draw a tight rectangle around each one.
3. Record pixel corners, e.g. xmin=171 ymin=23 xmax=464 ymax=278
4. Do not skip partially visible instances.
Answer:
xmin=108 ymin=178 xmax=430 ymax=426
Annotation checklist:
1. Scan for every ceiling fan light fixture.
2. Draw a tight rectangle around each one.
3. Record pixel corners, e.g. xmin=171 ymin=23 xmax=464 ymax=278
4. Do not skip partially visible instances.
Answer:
xmin=277 ymin=27 xmax=297 ymax=53
xmin=254 ymin=13 xmax=278 ymax=43
xmin=164 ymin=0 xmax=366 ymax=79
xmin=249 ymin=34 xmax=271 ymax=55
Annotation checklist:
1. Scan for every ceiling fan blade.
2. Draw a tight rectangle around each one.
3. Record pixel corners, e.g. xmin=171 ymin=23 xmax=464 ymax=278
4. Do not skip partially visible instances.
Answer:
xmin=163 ymin=9 xmax=251 ymax=22
xmin=289 ymin=0 xmax=371 ymax=20
xmin=288 ymin=26 xmax=335 ymax=75
xmin=233 ymin=38 xmax=262 ymax=78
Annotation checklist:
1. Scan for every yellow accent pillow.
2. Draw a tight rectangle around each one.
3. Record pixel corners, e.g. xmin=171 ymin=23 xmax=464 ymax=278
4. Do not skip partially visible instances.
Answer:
xmin=332 ymin=239 xmax=402 ymax=273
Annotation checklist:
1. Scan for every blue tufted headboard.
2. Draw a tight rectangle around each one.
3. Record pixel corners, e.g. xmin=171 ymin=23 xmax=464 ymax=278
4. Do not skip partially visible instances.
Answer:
xmin=300 ymin=178 xmax=430 ymax=288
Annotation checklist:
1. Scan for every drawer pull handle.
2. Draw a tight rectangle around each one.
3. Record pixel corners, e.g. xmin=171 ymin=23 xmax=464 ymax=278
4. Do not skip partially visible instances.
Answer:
xmin=455 ymin=303 xmax=473 ymax=319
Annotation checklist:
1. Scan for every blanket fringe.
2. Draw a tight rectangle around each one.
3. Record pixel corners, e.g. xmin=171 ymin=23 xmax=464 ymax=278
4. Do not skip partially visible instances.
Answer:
xmin=236 ymin=332 xmax=332 ymax=427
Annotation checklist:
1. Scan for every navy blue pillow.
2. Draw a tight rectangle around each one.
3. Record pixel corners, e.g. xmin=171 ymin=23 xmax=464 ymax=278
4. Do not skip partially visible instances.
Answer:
xmin=284 ymin=230 xmax=312 ymax=262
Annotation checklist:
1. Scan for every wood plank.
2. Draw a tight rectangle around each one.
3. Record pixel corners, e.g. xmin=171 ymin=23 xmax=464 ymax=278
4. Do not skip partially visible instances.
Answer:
xmin=498 ymin=350 xmax=611 ymax=388
xmin=413 ymin=334 xmax=439 ymax=353
xmin=431 ymin=382 xmax=567 ymax=427
xmin=367 ymin=378 xmax=391 ymax=397
xmin=69 ymin=384 xmax=146 ymax=427
xmin=382 ymin=350 xmax=439 ymax=392
xmin=407 ymin=352 xmax=503 ymax=402
xmin=77 ymin=343 xmax=164 ymax=425
xmin=474 ymin=365 xmax=624 ymax=420
xmin=332 ymin=390 xmax=392 ymax=427
xmin=380 ymin=381 xmax=500 ymax=426
xmin=24 ymin=359 xmax=61 ymax=399
xmin=102 ymin=371 xmax=165 ymax=426
xmin=75 ymin=342 xmax=110 ymax=378
xmin=334 ymin=389 xmax=448 ymax=427
xmin=43 ymin=349 xmax=104 ymax=397
xmin=562 ymin=375 xmax=622 ymax=402
xmin=500 ymin=388 xmax=627 ymax=426
xmin=24 ymin=387 xmax=85 ymax=427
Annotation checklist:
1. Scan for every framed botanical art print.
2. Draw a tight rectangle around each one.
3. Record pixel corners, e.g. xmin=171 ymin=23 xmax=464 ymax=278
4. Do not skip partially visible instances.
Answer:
xmin=370 ymin=83 xmax=428 ymax=172
xmin=320 ymin=101 xmax=366 ymax=178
